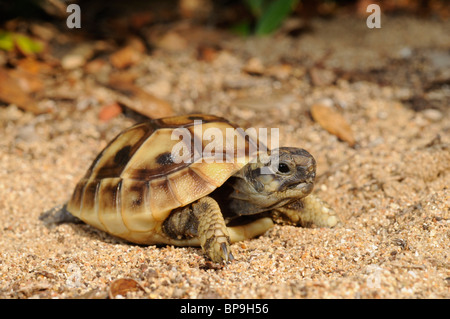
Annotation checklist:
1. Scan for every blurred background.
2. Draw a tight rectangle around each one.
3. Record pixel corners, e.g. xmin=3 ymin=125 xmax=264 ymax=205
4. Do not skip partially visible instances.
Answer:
xmin=0 ymin=0 xmax=448 ymax=121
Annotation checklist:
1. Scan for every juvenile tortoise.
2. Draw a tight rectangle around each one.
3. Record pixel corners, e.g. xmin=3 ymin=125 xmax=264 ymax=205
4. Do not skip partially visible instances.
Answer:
xmin=57 ymin=114 xmax=340 ymax=263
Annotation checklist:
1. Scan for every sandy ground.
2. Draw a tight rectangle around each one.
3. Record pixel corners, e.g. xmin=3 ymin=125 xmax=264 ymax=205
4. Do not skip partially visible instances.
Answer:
xmin=0 ymin=16 xmax=449 ymax=299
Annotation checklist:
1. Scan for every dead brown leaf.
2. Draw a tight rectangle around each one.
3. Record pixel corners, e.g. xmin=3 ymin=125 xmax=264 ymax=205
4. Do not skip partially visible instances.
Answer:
xmin=8 ymin=68 xmax=43 ymax=93
xmin=156 ymin=31 xmax=188 ymax=51
xmin=179 ymin=0 xmax=213 ymax=20
xmin=266 ymin=63 xmax=292 ymax=80
xmin=309 ymin=67 xmax=336 ymax=86
xmin=310 ymin=102 xmax=356 ymax=146
xmin=110 ymin=37 xmax=145 ymax=69
xmin=129 ymin=11 xmax=153 ymax=30
xmin=108 ymin=278 xmax=144 ymax=299
xmin=16 ymin=57 xmax=53 ymax=75
xmin=84 ymin=58 xmax=108 ymax=74
xmin=108 ymin=78 xmax=174 ymax=119
xmin=98 ymin=102 xmax=123 ymax=122
xmin=243 ymin=57 xmax=265 ymax=76
xmin=0 ymin=68 xmax=47 ymax=114
xmin=197 ymin=45 xmax=220 ymax=62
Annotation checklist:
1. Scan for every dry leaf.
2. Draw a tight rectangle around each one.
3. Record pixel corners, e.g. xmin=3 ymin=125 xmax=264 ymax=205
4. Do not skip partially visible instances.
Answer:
xmin=310 ymin=102 xmax=356 ymax=146
xmin=110 ymin=38 xmax=145 ymax=69
xmin=309 ymin=67 xmax=336 ymax=86
xmin=0 ymin=68 xmax=47 ymax=114
xmin=243 ymin=57 xmax=265 ymax=75
xmin=84 ymin=58 xmax=107 ymax=74
xmin=108 ymin=79 xmax=174 ymax=119
xmin=98 ymin=102 xmax=123 ymax=122
xmin=156 ymin=32 xmax=188 ymax=51
xmin=179 ymin=0 xmax=213 ymax=20
xmin=108 ymin=278 xmax=144 ymax=299
xmin=9 ymin=67 xmax=44 ymax=94
xmin=266 ymin=63 xmax=292 ymax=80
xmin=16 ymin=57 xmax=53 ymax=75
xmin=129 ymin=11 xmax=153 ymax=30
xmin=110 ymin=46 xmax=141 ymax=69
xmin=197 ymin=45 xmax=220 ymax=62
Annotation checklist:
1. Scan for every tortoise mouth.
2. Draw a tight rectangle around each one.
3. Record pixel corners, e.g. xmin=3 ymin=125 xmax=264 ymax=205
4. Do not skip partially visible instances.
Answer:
xmin=286 ymin=180 xmax=313 ymax=190
xmin=285 ymin=181 xmax=314 ymax=196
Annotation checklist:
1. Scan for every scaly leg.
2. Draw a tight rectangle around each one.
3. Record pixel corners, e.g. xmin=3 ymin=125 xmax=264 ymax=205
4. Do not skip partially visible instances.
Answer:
xmin=194 ymin=197 xmax=234 ymax=263
xmin=273 ymin=194 xmax=341 ymax=228
xmin=39 ymin=204 xmax=82 ymax=227
xmin=163 ymin=196 xmax=233 ymax=263
xmin=227 ymin=217 xmax=274 ymax=243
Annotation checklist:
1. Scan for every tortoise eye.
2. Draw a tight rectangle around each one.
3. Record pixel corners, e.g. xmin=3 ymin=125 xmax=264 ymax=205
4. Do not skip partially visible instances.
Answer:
xmin=277 ymin=162 xmax=291 ymax=174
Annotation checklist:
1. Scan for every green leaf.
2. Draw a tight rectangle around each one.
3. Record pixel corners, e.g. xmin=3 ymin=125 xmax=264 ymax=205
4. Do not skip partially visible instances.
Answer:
xmin=14 ymin=34 xmax=43 ymax=55
xmin=244 ymin=0 xmax=266 ymax=17
xmin=230 ymin=21 xmax=252 ymax=36
xmin=255 ymin=0 xmax=299 ymax=35
xmin=0 ymin=31 xmax=44 ymax=54
xmin=0 ymin=31 xmax=14 ymax=51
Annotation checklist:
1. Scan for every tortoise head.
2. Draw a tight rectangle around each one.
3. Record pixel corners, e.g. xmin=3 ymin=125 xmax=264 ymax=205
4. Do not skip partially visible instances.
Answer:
xmin=232 ymin=147 xmax=316 ymax=209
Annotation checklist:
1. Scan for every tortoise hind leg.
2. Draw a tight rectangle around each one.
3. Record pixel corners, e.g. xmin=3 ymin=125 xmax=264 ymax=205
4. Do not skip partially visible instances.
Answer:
xmin=163 ymin=196 xmax=234 ymax=263
xmin=39 ymin=203 xmax=82 ymax=228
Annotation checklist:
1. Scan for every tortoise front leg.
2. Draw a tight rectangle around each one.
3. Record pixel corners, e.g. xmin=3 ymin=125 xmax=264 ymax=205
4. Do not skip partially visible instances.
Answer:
xmin=227 ymin=217 xmax=274 ymax=243
xmin=193 ymin=196 xmax=234 ymax=263
xmin=163 ymin=196 xmax=234 ymax=263
xmin=273 ymin=194 xmax=341 ymax=228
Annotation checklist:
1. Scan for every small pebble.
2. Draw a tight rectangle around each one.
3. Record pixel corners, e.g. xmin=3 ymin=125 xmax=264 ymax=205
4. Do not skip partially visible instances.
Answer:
xmin=422 ymin=109 xmax=443 ymax=122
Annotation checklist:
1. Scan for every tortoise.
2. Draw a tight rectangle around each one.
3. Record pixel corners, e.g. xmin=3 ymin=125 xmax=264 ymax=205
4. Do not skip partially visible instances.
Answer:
xmin=52 ymin=114 xmax=340 ymax=263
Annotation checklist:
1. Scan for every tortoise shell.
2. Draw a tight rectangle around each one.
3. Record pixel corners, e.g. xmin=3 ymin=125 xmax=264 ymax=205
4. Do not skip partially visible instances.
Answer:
xmin=66 ymin=114 xmax=259 ymax=245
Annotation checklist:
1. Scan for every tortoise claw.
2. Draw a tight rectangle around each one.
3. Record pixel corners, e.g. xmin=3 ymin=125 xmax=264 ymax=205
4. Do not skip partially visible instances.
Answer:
xmin=221 ymin=242 xmax=234 ymax=263
xmin=205 ymin=239 xmax=234 ymax=264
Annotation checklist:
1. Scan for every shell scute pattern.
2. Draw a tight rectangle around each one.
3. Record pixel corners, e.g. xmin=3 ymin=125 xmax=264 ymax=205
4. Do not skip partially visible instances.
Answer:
xmin=89 ymin=122 xmax=155 ymax=180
